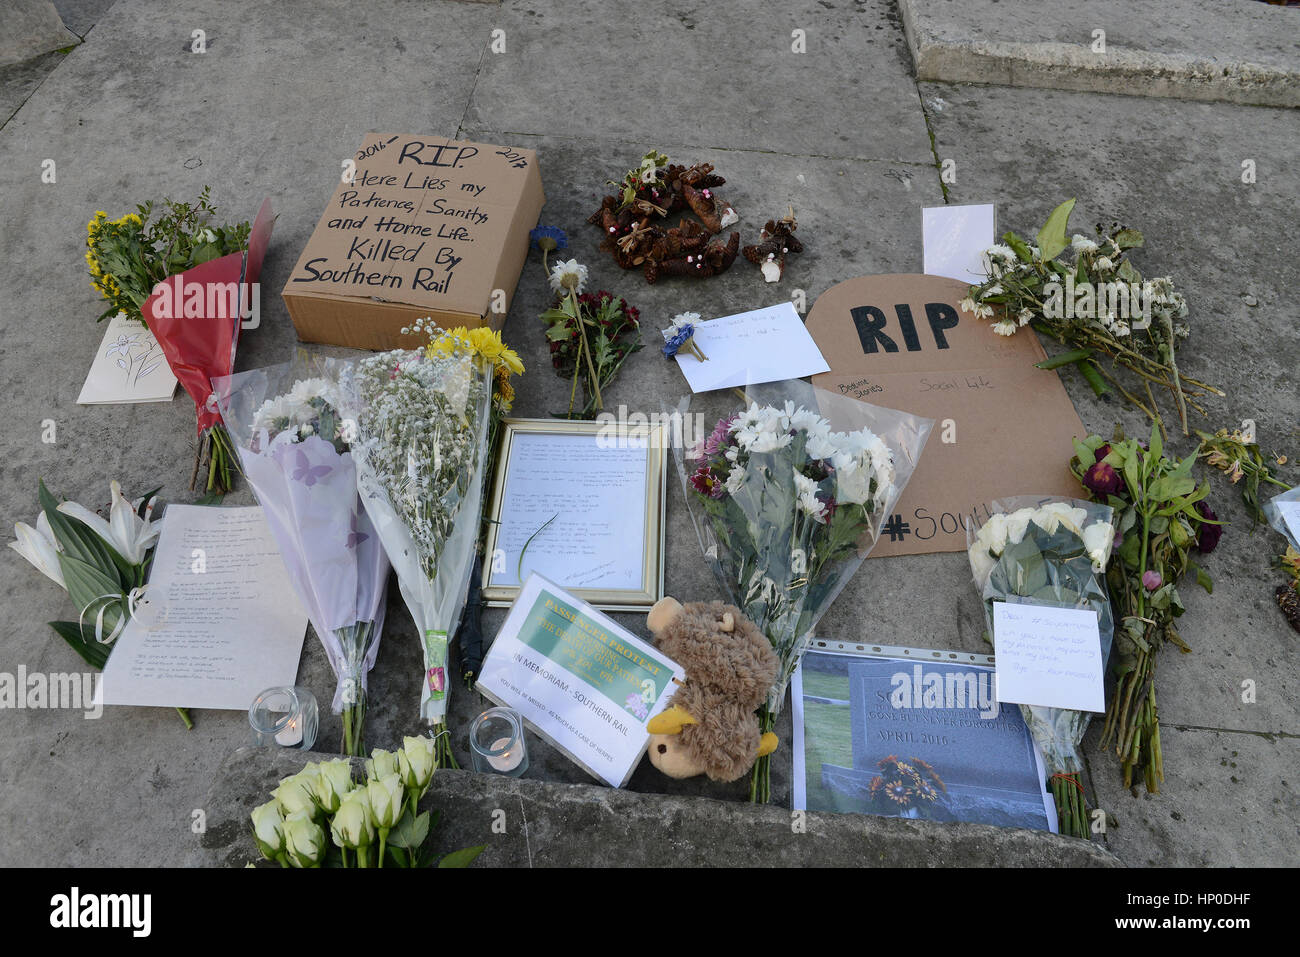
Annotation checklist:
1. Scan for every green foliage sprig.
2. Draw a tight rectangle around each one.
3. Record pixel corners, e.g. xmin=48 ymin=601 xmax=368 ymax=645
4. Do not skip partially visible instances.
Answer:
xmin=85 ymin=186 xmax=250 ymax=323
xmin=1070 ymin=425 xmax=1221 ymax=793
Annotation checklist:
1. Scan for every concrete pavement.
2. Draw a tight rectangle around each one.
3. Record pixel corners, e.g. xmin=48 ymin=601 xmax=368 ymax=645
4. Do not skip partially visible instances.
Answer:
xmin=0 ymin=0 xmax=1294 ymax=867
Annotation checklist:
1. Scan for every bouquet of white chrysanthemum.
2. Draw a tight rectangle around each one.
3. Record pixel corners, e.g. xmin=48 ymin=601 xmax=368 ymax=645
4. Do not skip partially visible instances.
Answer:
xmin=967 ymin=496 xmax=1115 ymax=839
xmin=217 ymin=356 xmax=390 ymax=756
xmin=961 ymin=198 xmax=1221 ymax=435
xmin=340 ymin=325 xmax=522 ymax=768
xmin=678 ymin=382 xmax=931 ymax=802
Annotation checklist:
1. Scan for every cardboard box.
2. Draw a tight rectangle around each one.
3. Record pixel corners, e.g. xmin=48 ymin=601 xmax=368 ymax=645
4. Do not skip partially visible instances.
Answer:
xmin=282 ymin=133 xmax=545 ymax=351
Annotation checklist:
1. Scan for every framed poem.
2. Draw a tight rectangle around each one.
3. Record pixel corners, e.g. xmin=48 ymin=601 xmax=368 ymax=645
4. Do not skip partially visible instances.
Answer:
xmin=481 ymin=417 xmax=667 ymax=611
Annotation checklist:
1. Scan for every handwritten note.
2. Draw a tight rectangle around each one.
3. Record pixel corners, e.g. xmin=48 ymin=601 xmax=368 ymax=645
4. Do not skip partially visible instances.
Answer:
xmin=493 ymin=433 xmax=648 ymax=590
xmin=99 ymin=506 xmax=308 ymax=710
xmin=922 ymin=203 xmax=995 ymax=283
xmin=992 ymin=601 xmax=1105 ymax=713
xmin=670 ymin=302 xmax=829 ymax=393
xmin=1276 ymin=500 xmax=1300 ymax=547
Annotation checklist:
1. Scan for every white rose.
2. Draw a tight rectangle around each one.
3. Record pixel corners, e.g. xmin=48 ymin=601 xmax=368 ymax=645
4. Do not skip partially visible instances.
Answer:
xmin=978 ymin=513 xmax=1010 ymax=556
xmin=968 ymin=542 xmax=996 ymax=586
xmin=366 ymin=748 xmax=400 ymax=781
xmin=365 ymin=773 xmax=404 ymax=830
xmin=330 ymin=791 xmax=374 ymax=849
xmin=250 ymin=800 xmax=285 ymax=859
xmin=1039 ymin=502 xmax=1087 ymax=537
xmin=1083 ymin=521 xmax=1114 ymax=570
xmin=271 ymin=775 xmax=318 ymax=817
xmin=399 ymin=735 xmax=436 ymax=793
xmin=314 ymin=758 xmax=354 ymax=813
xmin=1005 ymin=508 xmax=1034 ymax=545
xmin=282 ymin=811 xmax=327 ymax=868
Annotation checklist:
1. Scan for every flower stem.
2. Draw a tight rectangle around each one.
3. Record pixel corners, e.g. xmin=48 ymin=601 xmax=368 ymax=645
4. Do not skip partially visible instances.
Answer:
xmin=175 ymin=707 xmax=193 ymax=730
xmin=568 ymin=290 xmax=603 ymax=411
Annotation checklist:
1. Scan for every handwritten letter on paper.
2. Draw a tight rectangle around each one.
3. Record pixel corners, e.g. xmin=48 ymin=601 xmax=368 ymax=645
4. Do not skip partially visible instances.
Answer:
xmin=672 ymin=302 xmax=829 ymax=393
xmin=494 ymin=433 xmax=648 ymax=590
xmin=992 ymin=602 xmax=1105 ymax=714
xmin=100 ymin=506 xmax=308 ymax=710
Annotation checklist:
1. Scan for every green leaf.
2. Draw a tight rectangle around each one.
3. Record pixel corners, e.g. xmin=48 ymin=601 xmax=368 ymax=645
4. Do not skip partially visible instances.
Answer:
xmin=539 ymin=308 xmax=571 ymax=325
xmin=517 ymin=514 xmax=558 ymax=581
xmin=1190 ymin=561 xmax=1213 ymax=594
xmin=1147 ymin=421 xmax=1163 ymax=463
xmin=544 ymin=324 xmax=573 ymax=342
xmin=437 ymin=845 xmax=486 ymax=869
xmin=48 ymin=621 xmax=109 ymax=669
xmin=1036 ymin=199 xmax=1077 ymax=261
xmin=1148 ymin=476 xmax=1196 ymax=502
xmin=38 ymin=481 xmax=124 ymax=583
xmin=1035 ymin=348 xmax=1092 ymax=371
xmin=58 ymin=553 xmax=125 ymax=627
xmin=1003 ymin=233 xmax=1034 ymax=263
xmin=386 ymin=809 xmax=431 ymax=851
xmin=1072 ymin=437 xmax=1096 ymax=465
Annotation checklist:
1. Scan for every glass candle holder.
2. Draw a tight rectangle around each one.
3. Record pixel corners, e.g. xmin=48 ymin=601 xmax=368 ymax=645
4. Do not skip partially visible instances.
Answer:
xmin=469 ymin=707 xmax=528 ymax=777
xmin=249 ymin=686 xmax=319 ymax=751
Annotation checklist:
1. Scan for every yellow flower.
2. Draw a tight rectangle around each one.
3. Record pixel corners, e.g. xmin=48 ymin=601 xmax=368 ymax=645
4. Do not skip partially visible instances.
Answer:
xmin=498 ymin=344 xmax=523 ymax=376
xmin=495 ymin=375 xmax=515 ymax=410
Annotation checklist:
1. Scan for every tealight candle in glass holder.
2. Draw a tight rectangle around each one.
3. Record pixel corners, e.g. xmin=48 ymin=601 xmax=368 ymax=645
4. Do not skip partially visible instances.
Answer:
xmin=249 ymin=686 xmax=319 ymax=751
xmin=469 ymin=707 xmax=528 ymax=777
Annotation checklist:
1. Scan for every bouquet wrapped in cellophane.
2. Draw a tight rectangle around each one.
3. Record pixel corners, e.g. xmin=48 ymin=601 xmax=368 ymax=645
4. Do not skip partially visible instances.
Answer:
xmin=216 ymin=354 xmax=389 ymax=756
xmin=340 ymin=324 xmax=522 ymax=768
xmin=967 ymin=496 xmax=1115 ymax=838
xmin=676 ymin=381 xmax=931 ymax=802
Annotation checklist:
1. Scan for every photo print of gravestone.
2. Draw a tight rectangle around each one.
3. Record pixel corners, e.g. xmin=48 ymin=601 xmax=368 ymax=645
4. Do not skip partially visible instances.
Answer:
xmin=794 ymin=651 xmax=1054 ymax=831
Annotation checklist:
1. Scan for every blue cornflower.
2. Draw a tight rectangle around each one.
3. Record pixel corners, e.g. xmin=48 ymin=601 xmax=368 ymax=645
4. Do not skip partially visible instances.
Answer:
xmin=662 ymin=325 xmax=694 ymax=358
xmin=530 ymin=224 xmax=568 ymax=252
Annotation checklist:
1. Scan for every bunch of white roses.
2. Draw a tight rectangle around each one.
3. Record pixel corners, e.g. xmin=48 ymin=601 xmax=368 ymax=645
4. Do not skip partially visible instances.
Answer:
xmin=249 ymin=735 xmax=481 ymax=869
xmin=968 ymin=502 xmax=1114 ymax=586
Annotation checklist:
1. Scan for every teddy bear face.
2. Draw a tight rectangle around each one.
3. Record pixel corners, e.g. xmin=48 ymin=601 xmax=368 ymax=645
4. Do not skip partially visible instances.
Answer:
xmin=647 ymin=732 xmax=704 ymax=779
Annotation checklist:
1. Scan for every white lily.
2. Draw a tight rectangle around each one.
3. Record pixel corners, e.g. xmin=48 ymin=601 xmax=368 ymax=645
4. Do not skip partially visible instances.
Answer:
xmin=56 ymin=481 xmax=159 ymax=566
xmin=10 ymin=512 xmax=66 ymax=589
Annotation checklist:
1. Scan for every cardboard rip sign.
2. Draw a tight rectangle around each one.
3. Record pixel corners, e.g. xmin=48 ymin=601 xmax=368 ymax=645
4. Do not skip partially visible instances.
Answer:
xmin=807 ymin=274 xmax=1087 ymax=558
xmin=282 ymin=133 xmax=545 ymax=351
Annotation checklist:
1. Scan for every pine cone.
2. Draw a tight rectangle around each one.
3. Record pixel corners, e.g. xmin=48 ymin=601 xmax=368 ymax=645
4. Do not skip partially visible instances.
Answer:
xmin=1277 ymin=584 xmax=1300 ymax=634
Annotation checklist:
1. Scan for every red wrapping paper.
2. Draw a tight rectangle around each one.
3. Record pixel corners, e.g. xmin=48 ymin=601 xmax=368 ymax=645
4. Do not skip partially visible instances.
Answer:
xmin=141 ymin=199 xmax=274 ymax=432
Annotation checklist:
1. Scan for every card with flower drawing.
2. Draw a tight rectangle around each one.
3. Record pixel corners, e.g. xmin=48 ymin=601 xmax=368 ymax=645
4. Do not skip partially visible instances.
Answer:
xmin=76 ymin=310 xmax=178 ymax=404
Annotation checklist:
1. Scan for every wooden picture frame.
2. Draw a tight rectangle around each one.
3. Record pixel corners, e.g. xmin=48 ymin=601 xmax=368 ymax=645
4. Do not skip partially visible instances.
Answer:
xmin=481 ymin=417 xmax=667 ymax=611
